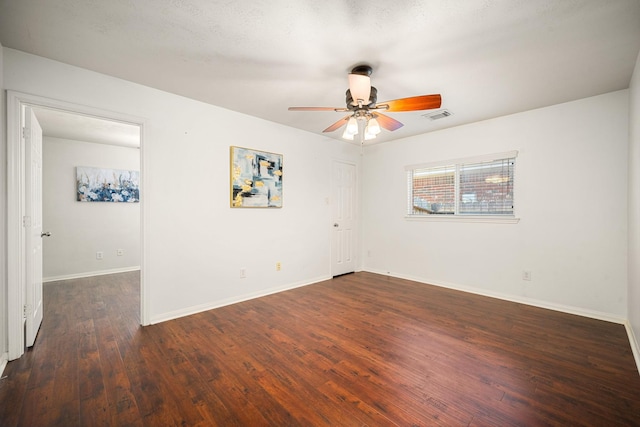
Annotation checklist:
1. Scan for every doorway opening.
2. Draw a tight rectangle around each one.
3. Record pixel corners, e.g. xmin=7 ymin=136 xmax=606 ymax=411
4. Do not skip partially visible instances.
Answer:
xmin=7 ymin=91 xmax=147 ymax=361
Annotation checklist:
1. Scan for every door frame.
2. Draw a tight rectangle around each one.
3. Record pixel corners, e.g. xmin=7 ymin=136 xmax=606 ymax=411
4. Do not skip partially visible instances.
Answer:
xmin=6 ymin=90 xmax=148 ymax=360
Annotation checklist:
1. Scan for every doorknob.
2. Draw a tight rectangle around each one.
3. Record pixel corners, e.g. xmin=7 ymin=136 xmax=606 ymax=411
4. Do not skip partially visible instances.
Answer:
xmin=334 ymin=223 xmax=339 ymax=227
xmin=41 ymin=232 xmax=51 ymax=237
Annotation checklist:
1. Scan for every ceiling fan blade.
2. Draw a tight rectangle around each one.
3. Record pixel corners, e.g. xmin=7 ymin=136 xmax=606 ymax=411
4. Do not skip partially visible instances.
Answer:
xmin=378 ymin=94 xmax=442 ymax=112
xmin=323 ymin=115 xmax=351 ymax=133
xmin=288 ymin=107 xmax=343 ymax=111
xmin=372 ymin=112 xmax=404 ymax=131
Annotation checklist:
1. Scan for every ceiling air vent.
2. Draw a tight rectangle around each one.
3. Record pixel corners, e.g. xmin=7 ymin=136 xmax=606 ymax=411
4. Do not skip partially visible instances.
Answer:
xmin=423 ymin=109 xmax=452 ymax=121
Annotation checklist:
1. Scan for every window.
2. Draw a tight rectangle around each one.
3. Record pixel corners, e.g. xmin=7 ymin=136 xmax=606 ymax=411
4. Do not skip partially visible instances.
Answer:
xmin=406 ymin=151 xmax=517 ymax=218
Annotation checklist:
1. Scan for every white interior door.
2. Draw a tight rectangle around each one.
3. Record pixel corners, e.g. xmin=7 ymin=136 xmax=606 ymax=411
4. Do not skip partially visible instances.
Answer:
xmin=331 ymin=161 xmax=357 ymax=276
xmin=25 ymin=107 xmax=44 ymax=347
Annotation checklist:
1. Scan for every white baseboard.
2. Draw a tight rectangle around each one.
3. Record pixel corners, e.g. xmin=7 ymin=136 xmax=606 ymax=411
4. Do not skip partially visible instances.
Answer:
xmin=625 ymin=321 xmax=640 ymax=375
xmin=44 ymin=266 xmax=141 ymax=283
xmin=0 ymin=352 xmax=8 ymax=378
xmin=150 ymin=274 xmax=332 ymax=325
xmin=364 ymin=269 xmax=626 ymax=324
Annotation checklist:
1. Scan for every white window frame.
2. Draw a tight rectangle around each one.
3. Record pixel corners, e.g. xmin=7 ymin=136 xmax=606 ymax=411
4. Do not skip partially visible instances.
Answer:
xmin=405 ymin=151 xmax=520 ymax=224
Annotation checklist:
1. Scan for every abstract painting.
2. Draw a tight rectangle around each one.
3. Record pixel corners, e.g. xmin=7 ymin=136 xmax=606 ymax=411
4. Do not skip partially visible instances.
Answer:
xmin=230 ymin=146 xmax=283 ymax=208
xmin=76 ymin=166 xmax=140 ymax=202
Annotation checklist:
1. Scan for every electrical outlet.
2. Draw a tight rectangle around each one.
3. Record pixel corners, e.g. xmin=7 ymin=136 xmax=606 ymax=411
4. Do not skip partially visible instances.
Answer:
xmin=240 ymin=268 xmax=246 ymax=278
xmin=276 ymin=262 xmax=281 ymax=271
xmin=117 ymin=249 xmax=124 ymax=256
xmin=523 ymin=270 xmax=532 ymax=281
xmin=96 ymin=251 xmax=104 ymax=260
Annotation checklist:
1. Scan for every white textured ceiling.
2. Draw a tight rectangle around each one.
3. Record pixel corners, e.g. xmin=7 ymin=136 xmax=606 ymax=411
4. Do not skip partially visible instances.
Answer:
xmin=1 ymin=0 xmax=639 ymax=144
xmin=32 ymin=107 xmax=140 ymax=148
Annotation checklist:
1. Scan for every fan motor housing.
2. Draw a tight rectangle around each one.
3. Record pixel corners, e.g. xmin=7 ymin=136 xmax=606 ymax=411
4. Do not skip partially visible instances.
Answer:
xmin=350 ymin=65 xmax=373 ymax=76
xmin=346 ymin=86 xmax=377 ymax=109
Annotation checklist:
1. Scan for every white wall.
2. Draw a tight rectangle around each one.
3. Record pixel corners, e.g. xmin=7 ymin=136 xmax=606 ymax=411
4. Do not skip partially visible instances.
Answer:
xmin=42 ymin=137 xmax=140 ymax=281
xmin=362 ymin=90 xmax=629 ymax=320
xmin=629 ymin=51 xmax=640 ymax=361
xmin=3 ymin=48 xmax=361 ymax=324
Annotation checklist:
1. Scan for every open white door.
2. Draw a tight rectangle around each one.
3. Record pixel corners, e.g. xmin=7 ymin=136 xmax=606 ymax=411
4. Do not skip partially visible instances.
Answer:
xmin=25 ymin=107 xmax=45 ymax=347
xmin=331 ymin=161 xmax=357 ymax=276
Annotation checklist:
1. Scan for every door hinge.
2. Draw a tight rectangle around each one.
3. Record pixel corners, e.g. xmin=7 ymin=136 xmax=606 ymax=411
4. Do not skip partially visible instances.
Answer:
xmin=22 ymin=127 xmax=27 ymax=139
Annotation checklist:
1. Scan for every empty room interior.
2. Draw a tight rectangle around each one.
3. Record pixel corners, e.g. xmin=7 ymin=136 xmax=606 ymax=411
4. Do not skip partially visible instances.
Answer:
xmin=1 ymin=1 xmax=640 ymax=425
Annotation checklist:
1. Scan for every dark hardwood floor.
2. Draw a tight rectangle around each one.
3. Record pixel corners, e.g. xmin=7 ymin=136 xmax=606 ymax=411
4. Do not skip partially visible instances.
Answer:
xmin=1 ymin=271 xmax=639 ymax=426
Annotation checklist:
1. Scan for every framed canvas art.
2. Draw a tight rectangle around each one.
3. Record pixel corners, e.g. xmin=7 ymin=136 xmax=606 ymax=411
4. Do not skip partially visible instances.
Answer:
xmin=230 ymin=146 xmax=283 ymax=208
xmin=76 ymin=166 xmax=140 ymax=202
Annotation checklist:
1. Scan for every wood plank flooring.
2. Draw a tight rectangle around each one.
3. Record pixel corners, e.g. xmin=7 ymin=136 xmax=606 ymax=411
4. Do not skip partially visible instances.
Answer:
xmin=1 ymin=271 xmax=639 ymax=426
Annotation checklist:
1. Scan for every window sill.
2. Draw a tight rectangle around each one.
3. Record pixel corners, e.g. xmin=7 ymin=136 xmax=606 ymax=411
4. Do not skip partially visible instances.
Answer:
xmin=405 ymin=215 xmax=520 ymax=224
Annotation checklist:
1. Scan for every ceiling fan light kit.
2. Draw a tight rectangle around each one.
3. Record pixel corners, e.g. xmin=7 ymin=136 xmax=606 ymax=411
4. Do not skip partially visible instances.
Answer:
xmin=342 ymin=117 xmax=358 ymax=140
xmin=342 ymin=127 xmax=355 ymax=140
xmin=347 ymin=73 xmax=371 ymax=106
xmin=288 ymin=65 xmax=442 ymax=143
xmin=367 ymin=117 xmax=381 ymax=135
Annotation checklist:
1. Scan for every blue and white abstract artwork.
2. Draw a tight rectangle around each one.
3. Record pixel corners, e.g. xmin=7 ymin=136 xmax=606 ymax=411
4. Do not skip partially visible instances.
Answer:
xmin=76 ymin=166 xmax=140 ymax=203
xmin=230 ymin=146 xmax=283 ymax=208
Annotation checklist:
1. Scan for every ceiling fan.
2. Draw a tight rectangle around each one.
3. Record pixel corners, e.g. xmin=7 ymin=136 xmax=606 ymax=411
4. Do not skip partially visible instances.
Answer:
xmin=288 ymin=65 xmax=441 ymax=141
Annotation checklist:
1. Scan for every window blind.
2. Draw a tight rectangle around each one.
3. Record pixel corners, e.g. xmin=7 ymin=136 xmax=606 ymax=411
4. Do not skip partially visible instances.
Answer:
xmin=459 ymin=158 xmax=515 ymax=215
xmin=409 ymin=165 xmax=455 ymax=215
xmin=407 ymin=152 xmax=516 ymax=217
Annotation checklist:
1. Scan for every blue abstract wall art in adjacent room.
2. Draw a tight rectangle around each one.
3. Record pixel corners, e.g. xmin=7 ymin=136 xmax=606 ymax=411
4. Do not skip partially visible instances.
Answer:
xmin=230 ymin=146 xmax=283 ymax=208
xmin=76 ymin=166 xmax=140 ymax=202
